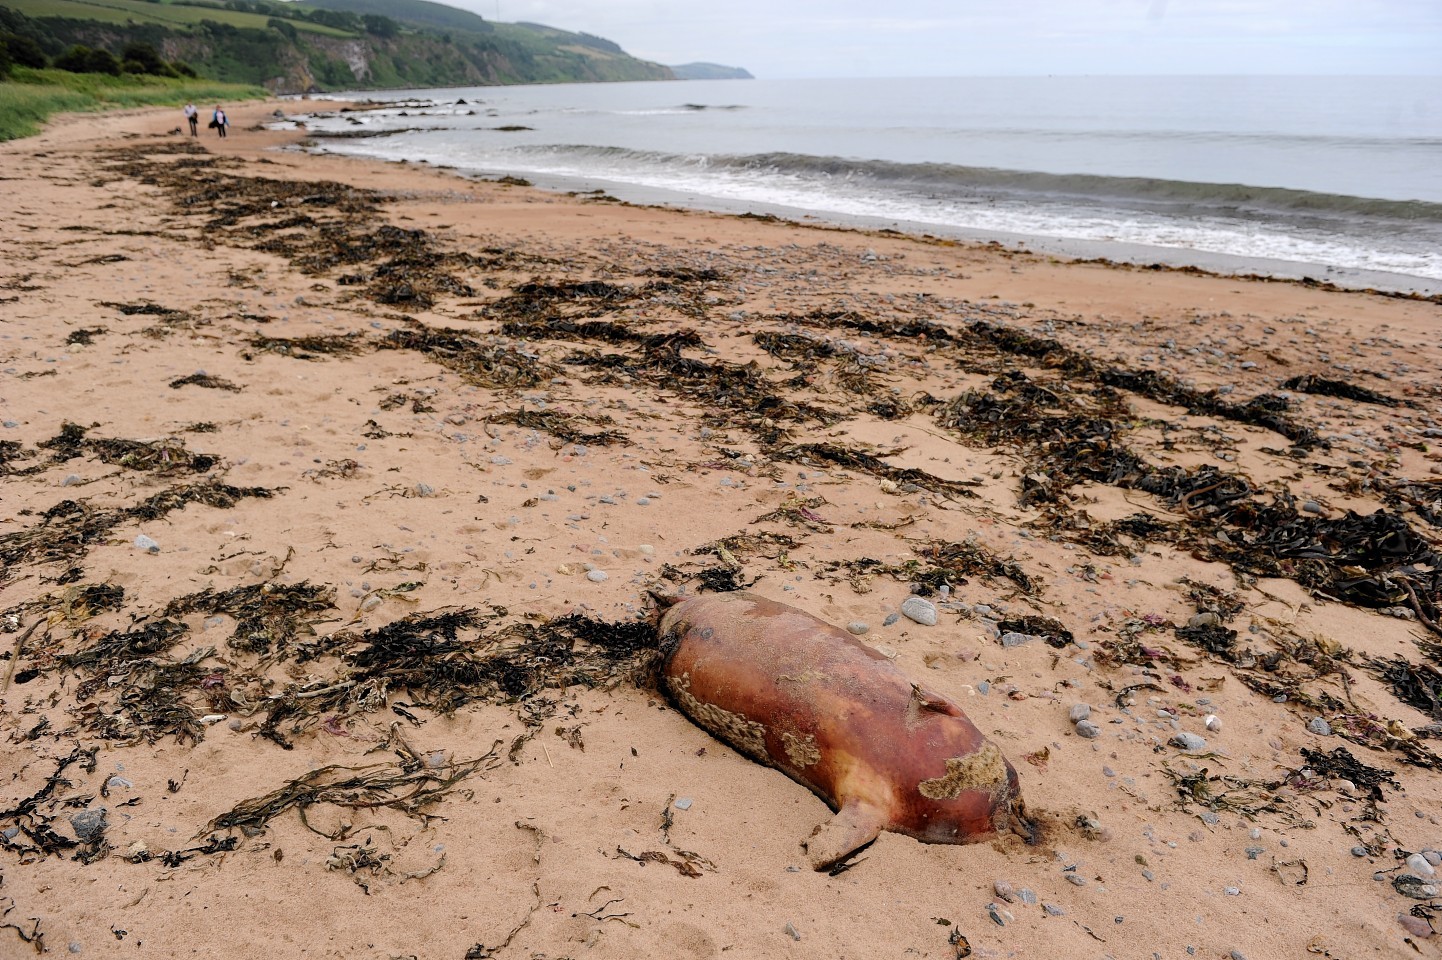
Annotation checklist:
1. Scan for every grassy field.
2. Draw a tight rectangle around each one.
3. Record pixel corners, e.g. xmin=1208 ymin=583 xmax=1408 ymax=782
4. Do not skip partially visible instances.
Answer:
xmin=0 ymin=67 xmax=268 ymax=140
xmin=5 ymin=0 xmax=357 ymax=37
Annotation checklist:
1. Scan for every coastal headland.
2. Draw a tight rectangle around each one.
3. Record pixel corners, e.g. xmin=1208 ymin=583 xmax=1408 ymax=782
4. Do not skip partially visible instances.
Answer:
xmin=2 ymin=101 xmax=1441 ymax=958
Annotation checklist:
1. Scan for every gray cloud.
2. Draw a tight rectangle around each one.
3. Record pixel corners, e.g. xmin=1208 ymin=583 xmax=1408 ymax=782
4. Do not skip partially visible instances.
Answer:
xmin=461 ymin=0 xmax=1442 ymax=77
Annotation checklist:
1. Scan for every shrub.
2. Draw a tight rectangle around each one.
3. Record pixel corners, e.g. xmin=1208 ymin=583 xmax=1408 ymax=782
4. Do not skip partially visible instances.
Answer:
xmin=2 ymin=33 xmax=46 ymax=69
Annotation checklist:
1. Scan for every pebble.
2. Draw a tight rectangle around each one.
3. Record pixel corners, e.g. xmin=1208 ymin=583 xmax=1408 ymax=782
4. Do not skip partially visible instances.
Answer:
xmin=106 ymin=776 xmax=133 ymax=790
xmin=1205 ymin=714 xmax=1222 ymax=732
xmin=1069 ymin=703 xmax=1092 ymax=722
xmin=900 ymin=597 xmax=937 ymax=626
xmin=1426 ymin=851 xmax=1442 ymax=866
xmin=1042 ymin=903 xmax=1065 ymax=917
xmin=674 ymin=797 xmax=693 ymax=811
xmin=1245 ymin=847 xmax=1263 ymax=860
xmin=1075 ymin=720 xmax=1100 ymax=739
xmin=846 ymin=622 xmax=870 ymax=636
xmin=1405 ymin=853 xmax=1436 ymax=877
xmin=70 ymin=809 xmax=106 ymax=842
xmin=62 ymin=474 xmax=82 ymax=486
xmin=1302 ymin=500 xmax=1323 ymax=514
xmin=994 ymin=879 xmax=1015 ymax=902
xmin=883 ymin=613 xmax=900 ymax=626
xmin=1000 ymin=631 xmax=1032 ymax=647
xmin=585 ymin=570 xmax=609 ymax=583
xmin=1170 ymin=732 xmax=1207 ymax=752
xmin=1065 ymin=873 xmax=1087 ymax=886
xmin=783 ymin=922 xmax=801 ymax=941
xmin=1351 ymin=846 xmax=1368 ymax=857
xmin=1307 ymin=717 xmax=1332 ymax=736
xmin=490 ymin=455 xmax=512 ymax=465
xmin=133 ymin=533 xmax=160 ymax=553
xmin=1017 ymin=888 xmax=1037 ymax=906
xmin=1399 ymin=913 xmax=1435 ymax=939
xmin=1187 ymin=612 xmax=1221 ymax=628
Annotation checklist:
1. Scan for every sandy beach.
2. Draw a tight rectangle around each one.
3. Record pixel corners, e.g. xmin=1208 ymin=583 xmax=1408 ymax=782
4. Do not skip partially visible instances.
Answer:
xmin=3 ymin=100 xmax=1442 ymax=959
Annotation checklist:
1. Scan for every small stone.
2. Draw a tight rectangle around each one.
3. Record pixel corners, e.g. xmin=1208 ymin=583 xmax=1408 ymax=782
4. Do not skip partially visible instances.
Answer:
xmin=1351 ymin=846 xmax=1368 ymax=857
xmin=883 ymin=613 xmax=900 ymax=626
xmin=1245 ymin=846 xmax=1264 ymax=860
xmin=900 ymin=596 xmax=937 ymax=626
xmin=1075 ymin=720 xmax=1101 ymax=739
xmin=1017 ymin=888 xmax=1037 ymax=905
xmin=846 ymin=622 xmax=870 ymax=636
xmin=586 ymin=570 xmax=609 ymax=583
xmin=1425 ymin=851 xmax=1442 ymax=866
xmin=1065 ymin=873 xmax=1087 ymax=886
xmin=1307 ymin=717 xmax=1332 ymax=736
xmin=674 ymin=797 xmax=693 ymax=811
xmin=993 ymin=879 xmax=1015 ymax=902
xmin=1069 ymin=703 xmax=1092 ymax=722
xmin=106 ymin=776 xmax=133 ymax=790
xmin=1224 ymin=886 xmax=1241 ymax=896
xmin=1230 ymin=952 xmax=1248 ymax=960
xmin=1393 ymin=874 xmax=1440 ymax=899
xmin=413 ymin=482 xmax=435 ymax=497
xmin=1042 ymin=902 xmax=1065 ymax=917
xmin=783 ymin=922 xmax=801 ymax=941
xmin=490 ymin=455 xmax=512 ymax=465
xmin=133 ymin=533 xmax=160 ymax=553
xmin=1398 ymin=913 xmax=1435 ymax=939
xmin=70 ymin=809 xmax=106 ymax=843
xmin=1187 ymin=612 xmax=1221 ymax=628
xmin=1000 ymin=631 xmax=1031 ymax=647
xmin=1405 ymin=853 xmax=1436 ymax=877
xmin=1205 ymin=714 xmax=1222 ymax=732
xmin=1170 ymin=732 xmax=1207 ymax=752
xmin=1302 ymin=500 xmax=1323 ymax=514
xmin=62 ymin=474 xmax=82 ymax=487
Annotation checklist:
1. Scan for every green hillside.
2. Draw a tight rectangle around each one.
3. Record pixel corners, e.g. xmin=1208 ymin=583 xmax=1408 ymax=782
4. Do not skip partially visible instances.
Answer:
xmin=0 ymin=0 xmax=680 ymax=93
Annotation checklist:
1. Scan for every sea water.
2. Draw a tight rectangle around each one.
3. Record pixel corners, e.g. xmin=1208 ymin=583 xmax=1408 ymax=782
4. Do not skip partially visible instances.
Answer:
xmin=288 ymin=75 xmax=1442 ymax=291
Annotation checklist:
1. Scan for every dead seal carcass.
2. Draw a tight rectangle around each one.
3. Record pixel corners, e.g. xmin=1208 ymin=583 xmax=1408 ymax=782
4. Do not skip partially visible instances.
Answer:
xmin=656 ymin=591 xmax=1030 ymax=869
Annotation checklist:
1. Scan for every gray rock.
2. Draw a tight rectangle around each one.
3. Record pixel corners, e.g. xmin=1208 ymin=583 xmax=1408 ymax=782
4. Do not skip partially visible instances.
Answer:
xmin=1351 ymin=846 xmax=1368 ymax=857
xmin=1042 ymin=902 xmax=1066 ymax=916
xmin=1170 ymin=732 xmax=1207 ymax=752
xmin=1405 ymin=853 xmax=1436 ymax=878
xmin=900 ymin=596 xmax=937 ymax=626
xmin=1075 ymin=720 xmax=1101 ymax=739
xmin=1307 ymin=717 xmax=1332 ymax=736
xmin=846 ymin=622 xmax=870 ymax=636
xmin=1069 ymin=703 xmax=1092 ymax=722
xmin=1000 ymin=631 xmax=1031 ymax=647
xmin=70 ymin=809 xmax=107 ymax=843
xmin=1302 ymin=500 xmax=1323 ymax=514
xmin=1065 ymin=873 xmax=1087 ymax=886
xmin=1188 ymin=611 xmax=1221 ymax=628
xmin=133 ymin=533 xmax=160 ymax=553
xmin=1392 ymin=875 xmax=1439 ymax=899
xmin=1018 ymin=888 xmax=1038 ymax=906
xmin=585 ymin=569 xmax=609 ymax=583
xmin=993 ymin=879 xmax=1015 ymax=902
xmin=883 ymin=613 xmax=900 ymax=626
xmin=1425 ymin=851 xmax=1442 ymax=866
xmin=1224 ymin=886 xmax=1241 ymax=896
xmin=783 ymin=922 xmax=801 ymax=941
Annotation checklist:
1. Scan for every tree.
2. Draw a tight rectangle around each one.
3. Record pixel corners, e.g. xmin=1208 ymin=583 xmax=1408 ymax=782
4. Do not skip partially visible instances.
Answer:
xmin=121 ymin=40 xmax=169 ymax=75
xmin=3 ymin=33 xmax=47 ymax=69
xmin=362 ymin=14 xmax=398 ymax=38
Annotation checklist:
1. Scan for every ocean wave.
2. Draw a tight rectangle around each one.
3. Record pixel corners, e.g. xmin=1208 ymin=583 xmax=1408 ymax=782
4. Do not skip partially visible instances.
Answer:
xmin=510 ymin=144 xmax=1442 ymax=223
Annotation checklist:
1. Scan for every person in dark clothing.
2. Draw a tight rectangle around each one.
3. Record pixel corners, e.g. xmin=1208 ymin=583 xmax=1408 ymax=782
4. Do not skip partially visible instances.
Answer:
xmin=212 ymin=106 xmax=228 ymax=138
xmin=183 ymin=102 xmax=198 ymax=137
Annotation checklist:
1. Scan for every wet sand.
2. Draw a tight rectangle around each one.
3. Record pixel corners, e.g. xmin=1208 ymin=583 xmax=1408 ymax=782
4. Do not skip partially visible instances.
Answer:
xmin=2 ymin=101 xmax=1441 ymax=958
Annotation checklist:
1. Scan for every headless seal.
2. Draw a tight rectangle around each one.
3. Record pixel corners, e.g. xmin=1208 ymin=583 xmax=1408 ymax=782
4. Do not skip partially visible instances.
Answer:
xmin=657 ymin=591 xmax=1030 ymax=869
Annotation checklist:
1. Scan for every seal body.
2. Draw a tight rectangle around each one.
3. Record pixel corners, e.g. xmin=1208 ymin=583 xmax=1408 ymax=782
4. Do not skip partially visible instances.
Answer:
xmin=657 ymin=591 xmax=1027 ymax=869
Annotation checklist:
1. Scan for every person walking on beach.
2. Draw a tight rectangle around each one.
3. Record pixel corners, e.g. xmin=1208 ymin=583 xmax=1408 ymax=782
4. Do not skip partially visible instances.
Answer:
xmin=212 ymin=105 xmax=228 ymax=139
xmin=183 ymin=102 xmax=198 ymax=137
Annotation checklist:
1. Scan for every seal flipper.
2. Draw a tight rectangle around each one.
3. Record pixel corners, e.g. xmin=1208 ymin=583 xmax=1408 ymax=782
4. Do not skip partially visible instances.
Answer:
xmin=804 ymin=801 xmax=884 ymax=871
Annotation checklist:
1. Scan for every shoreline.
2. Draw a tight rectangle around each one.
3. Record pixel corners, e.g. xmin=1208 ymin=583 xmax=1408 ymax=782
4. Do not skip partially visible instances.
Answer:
xmin=3 ymin=101 xmax=1442 ymax=959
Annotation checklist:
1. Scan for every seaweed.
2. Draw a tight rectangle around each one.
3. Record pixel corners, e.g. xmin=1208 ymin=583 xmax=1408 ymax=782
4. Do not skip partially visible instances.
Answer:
xmin=777 ymin=443 xmax=977 ymax=500
xmin=1298 ymin=746 xmax=1400 ymax=802
xmin=38 ymin=422 xmax=217 ymax=473
xmin=169 ymin=373 xmax=242 ymax=392
xmin=204 ymin=751 xmax=501 ymax=838
xmin=381 ymin=323 xmax=552 ymax=389
xmin=245 ymin=332 xmax=368 ymax=360
xmin=485 ymin=409 xmax=629 ymax=446
xmin=995 ymin=615 xmax=1073 ymax=647
xmin=0 ymin=481 xmax=277 ymax=569
xmin=1281 ymin=374 xmax=1400 ymax=407
xmin=1366 ymin=657 xmax=1442 ymax=721
xmin=164 ymin=582 xmax=337 ymax=657
xmin=0 ymin=745 xmax=99 ymax=860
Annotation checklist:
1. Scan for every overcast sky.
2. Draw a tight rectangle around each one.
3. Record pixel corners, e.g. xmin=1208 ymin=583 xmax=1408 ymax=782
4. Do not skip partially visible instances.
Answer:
xmin=459 ymin=0 xmax=1441 ymax=78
